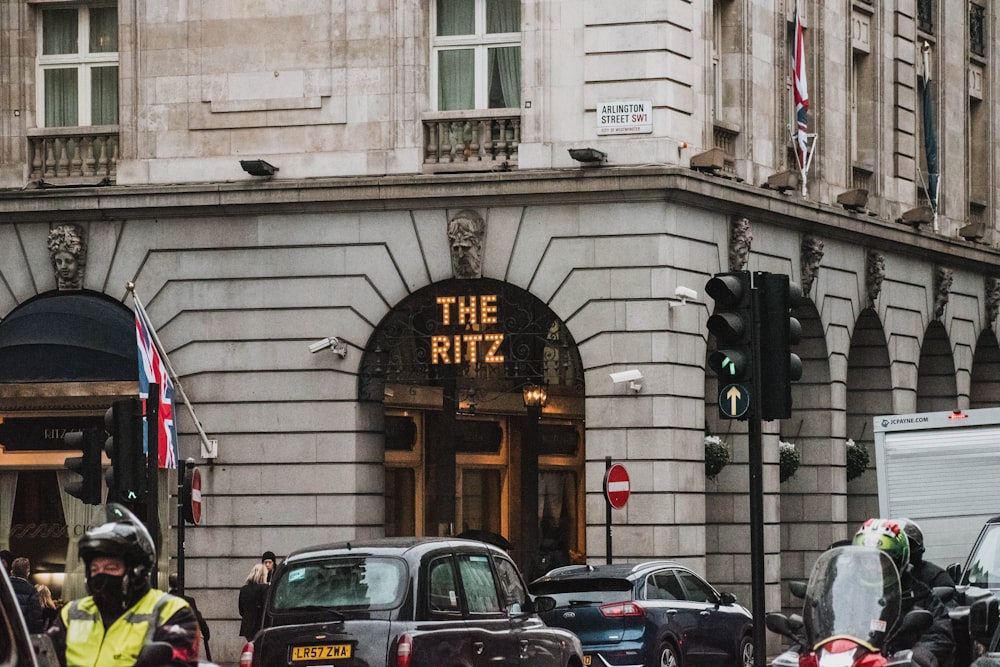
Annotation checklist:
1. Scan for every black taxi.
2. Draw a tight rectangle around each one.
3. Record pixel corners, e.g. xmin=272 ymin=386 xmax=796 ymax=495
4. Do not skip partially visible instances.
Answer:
xmin=242 ymin=537 xmax=584 ymax=667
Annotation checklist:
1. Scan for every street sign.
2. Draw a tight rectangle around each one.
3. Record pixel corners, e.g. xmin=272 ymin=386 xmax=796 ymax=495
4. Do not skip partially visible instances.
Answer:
xmin=183 ymin=465 xmax=202 ymax=526
xmin=604 ymin=463 xmax=630 ymax=509
xmin=719 ymin=384 xmax=751 ymax=419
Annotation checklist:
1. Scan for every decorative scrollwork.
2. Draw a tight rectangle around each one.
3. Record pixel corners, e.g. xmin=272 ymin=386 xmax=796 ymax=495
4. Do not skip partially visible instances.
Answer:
xmin=359 ymin=278 xmax=584 ymax=401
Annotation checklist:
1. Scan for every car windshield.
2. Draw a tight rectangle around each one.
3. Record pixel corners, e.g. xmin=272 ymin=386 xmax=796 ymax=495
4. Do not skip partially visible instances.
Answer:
xmin=530 ymin=577 xmax=633 ymax=605
xmin=963 ymin=524 xmax=1000 ymax=589
xmin=272 ymin=556 xmax=407 ymax=611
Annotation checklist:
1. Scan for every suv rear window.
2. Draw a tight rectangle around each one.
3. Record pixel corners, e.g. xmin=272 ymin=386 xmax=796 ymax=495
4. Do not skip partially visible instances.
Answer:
xmin=272 ymin=556 xmax=407 ymax=611
xmin=530 ymin=577 xmax=633 ymax=606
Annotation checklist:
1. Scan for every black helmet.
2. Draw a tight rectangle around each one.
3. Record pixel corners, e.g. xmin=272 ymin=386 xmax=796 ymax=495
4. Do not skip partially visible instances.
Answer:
xmin=79 ymin=504 xmax=156 ymax=603
xmin=897 ymin=518 xmax=926 ymax=562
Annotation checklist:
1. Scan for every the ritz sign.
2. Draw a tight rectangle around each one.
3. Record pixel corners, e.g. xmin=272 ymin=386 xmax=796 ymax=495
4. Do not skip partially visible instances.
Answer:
xmin=432 ymin=294 xmax=505 ymax=364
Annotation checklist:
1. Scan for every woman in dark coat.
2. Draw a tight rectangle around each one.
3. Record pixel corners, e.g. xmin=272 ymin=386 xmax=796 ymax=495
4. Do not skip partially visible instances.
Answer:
xmin=238 ymin=563 xmax=270 ymax=641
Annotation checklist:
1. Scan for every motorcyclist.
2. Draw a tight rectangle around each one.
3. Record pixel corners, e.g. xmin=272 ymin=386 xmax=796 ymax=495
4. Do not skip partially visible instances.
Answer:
xmin=853 ymin=517 xmax=955 ymax=667
xmin=47 ymin=503 xmax=201 ymax=667
xmin=898 ymin=518 xmax=956 ymax=589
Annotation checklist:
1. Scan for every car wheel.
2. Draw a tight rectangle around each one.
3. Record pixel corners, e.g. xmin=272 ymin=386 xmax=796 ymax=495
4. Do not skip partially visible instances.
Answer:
xmin=738 ymin=635 xmax=753 ymax=667
xmin=655 ymin=643 xmax=679 ymax=667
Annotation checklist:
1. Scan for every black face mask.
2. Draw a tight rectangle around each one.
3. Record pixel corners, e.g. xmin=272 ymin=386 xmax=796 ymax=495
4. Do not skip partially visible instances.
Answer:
xmin=90 ymin=573 xmax=127 ymax=612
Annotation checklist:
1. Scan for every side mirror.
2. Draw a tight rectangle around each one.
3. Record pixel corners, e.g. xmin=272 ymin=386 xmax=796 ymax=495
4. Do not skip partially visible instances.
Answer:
xmin=766 ymin=612 xmax=799 ymax=643
xmin=947 ymin=562 xmax=964 ymax=584
xmin=788 ymin=580 xmax=807 ymax=599
xmin=531 ymin=595 xmax=556 ymax=613
xmin=719 ymin=591 xmax=737 ymax=606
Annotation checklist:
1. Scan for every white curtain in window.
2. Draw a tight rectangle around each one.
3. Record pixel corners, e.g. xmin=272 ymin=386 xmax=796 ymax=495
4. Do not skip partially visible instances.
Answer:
xmin=56 ymin=471 xmax=103 ymax=600
xmin=487 ymin=0 xmax=520 ymax=108
xmin=488 ymin=47 xmax=520 ymax=108
xmin=0 ymin=472 xmax=17 ymax=552
xmin=92 ymin=66 xmax=119 ymax=124
xmin=439 ymin=50 xmax=474 ymax=110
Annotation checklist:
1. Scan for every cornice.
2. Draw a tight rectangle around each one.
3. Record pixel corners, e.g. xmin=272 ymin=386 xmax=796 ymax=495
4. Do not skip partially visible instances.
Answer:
xmin=0 ymin=167 xmax=997 ymax=272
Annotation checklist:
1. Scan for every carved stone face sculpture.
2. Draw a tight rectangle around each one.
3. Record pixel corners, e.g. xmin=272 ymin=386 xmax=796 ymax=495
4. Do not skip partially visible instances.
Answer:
xmin=448 ymin=210 xmax=485 ymax=279
xmin=47 ymin=224 xmax=85 ymax=290
xmin=934 ymin=267 xmax=953 ymax=319
xmin=728 ymin=218 xmax=752 ymax=271
xmin=866 ymin=252 xmax=886 ymax=306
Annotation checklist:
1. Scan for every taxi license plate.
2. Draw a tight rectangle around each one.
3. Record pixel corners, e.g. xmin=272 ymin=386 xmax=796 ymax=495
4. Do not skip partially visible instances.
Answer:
xmin=291 ymin=644 xmax=353 ymax=662
xmin=583 ymin=656 xmax=592 ymax=666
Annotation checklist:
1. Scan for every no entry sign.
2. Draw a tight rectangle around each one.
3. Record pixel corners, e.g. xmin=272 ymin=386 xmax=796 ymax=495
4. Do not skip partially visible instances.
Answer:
xmin=604 ymin=463 xmax=631 ymax=509
xmin=184 ymin=465 xmax=202 ymax=526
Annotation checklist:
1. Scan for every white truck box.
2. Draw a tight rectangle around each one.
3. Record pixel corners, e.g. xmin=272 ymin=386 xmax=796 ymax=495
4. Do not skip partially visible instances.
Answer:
xmin=874 ymin=407 xmax=1000 ymax=567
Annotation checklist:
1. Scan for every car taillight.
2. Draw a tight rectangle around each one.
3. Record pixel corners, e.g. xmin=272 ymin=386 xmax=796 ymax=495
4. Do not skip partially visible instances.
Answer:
xmin=599 ymin=601 xmax=644 ymax=617
xmin=397 ymin=633 xmax=413 ymax=667
xmin=239 ymin=640 xmax=254 ymax=667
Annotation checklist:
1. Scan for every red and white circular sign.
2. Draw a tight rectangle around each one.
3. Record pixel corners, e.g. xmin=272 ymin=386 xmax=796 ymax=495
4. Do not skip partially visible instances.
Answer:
xmin=604 ymin=463 xmax=631 ymax=509
xmin=187 ymin=466 xmax=202 ymax=526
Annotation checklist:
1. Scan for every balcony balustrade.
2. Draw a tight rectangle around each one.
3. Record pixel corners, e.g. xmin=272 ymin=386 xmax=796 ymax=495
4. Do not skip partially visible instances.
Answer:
xmin=423 ymin=111 xmax=519 ymax=172
xmin=27 ymin=126 xmax=119 ymax=184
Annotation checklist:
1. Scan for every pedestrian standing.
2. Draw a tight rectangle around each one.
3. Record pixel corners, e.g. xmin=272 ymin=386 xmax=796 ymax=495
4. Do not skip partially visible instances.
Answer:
xmin=10 ymin=557 xmax=43 ymax=633
xmin=238 ymin=563 xmax=269 ymax=642
xmin=169 ymin=573 xmax=212 ymax=662
xmin=261 ymin=550 xmax=277 ymax=583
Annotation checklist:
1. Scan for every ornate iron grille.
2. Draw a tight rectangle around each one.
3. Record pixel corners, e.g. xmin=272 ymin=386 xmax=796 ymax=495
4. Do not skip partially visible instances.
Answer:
xmin=358 ymin=279 xmax=584 ymax=402
xmin=971 ymin=3 xmax=986 ymax=58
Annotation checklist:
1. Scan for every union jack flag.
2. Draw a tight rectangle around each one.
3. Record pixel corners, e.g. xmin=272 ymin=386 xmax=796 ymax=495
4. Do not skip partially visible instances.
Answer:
xmin=793 ymin=3 xmax=809 ymax=170
xmin=136 ymin=304 xmax=178 ymax=469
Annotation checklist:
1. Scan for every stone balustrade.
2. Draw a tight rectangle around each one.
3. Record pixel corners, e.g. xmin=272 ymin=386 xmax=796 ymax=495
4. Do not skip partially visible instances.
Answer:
xmin=423 ymin=111 xmax=519 ymax=172
xmin=27 ymin=126 xmax=119 ymax=184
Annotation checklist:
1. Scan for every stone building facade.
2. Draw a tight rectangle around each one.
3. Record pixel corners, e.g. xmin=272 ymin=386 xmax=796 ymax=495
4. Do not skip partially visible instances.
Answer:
xmin=0 ymin=1 xmax=998 ymax=662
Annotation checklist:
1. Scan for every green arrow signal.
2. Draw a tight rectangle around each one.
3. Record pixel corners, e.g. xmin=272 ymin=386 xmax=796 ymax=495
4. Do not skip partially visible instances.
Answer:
xmin=722 ymin=356 xmax=737 ymax=375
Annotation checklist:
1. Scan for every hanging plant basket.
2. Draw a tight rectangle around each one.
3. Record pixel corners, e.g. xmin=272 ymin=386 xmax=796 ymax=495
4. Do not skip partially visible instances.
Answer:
xmin=846 ymin=438 xmax=870 ymax=481
xmin=705 ymin=435 xmax=731 ymax=480
xmin=779 ymin=440 xmax=801 ymax=482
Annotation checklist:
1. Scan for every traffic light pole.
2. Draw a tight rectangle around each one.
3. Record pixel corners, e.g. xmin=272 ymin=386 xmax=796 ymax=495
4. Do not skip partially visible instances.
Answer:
xmin=748 ymin=281 xmax=766 ymax=667
xmin=147 ymin=383 xmax=160 ymax=588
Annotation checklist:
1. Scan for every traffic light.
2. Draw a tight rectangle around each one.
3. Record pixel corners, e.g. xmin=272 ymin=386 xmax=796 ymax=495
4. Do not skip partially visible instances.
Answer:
xmin=64 ymin=428 xmax=103 ymax=505
xmin=105 ymin=398 xmax=146 ymax=503
xmin=758 ymin=273 xmax=803 ymax=420
xmin=705 ymin=271 xmax=754 ymax=418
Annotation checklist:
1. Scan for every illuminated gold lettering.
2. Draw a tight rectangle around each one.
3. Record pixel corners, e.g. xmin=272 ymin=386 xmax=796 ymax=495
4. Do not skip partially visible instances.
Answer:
xmin=480 ymin=295 xmax=497 ymax=324
xmin=457 ymin=296 xmax=477 ymax=325
xmin=463 ymin=334 xmax=484 ymax=364
xmin=454 ymin=335 xmax=462 ymax=363
xmin=484 ymin=334 xmax=504 ymax=363
xmin=436 ymin=296 xmax=456 ymax=325
xmin=431 ymin=336 xmax=451 ymax=363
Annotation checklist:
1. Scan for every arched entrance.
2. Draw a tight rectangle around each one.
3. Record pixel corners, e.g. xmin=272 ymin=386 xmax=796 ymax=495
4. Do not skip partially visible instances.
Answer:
xmin=359 ymin=279 xmax=586 ymax=576
xmin=0 ymin=290 xmax=137 ymax=600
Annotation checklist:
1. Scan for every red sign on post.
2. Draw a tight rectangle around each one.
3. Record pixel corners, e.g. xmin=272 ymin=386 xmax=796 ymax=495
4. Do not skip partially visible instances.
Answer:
xmin=604 ymin=463 xmax=630 ymax=509
xmin=184 ymin=466 xmax=202 ymax=526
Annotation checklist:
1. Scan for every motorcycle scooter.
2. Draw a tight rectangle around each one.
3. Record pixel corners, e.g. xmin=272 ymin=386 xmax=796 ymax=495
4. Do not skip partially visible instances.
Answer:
xmin=766 ymin=546 xmax=934 ymax=667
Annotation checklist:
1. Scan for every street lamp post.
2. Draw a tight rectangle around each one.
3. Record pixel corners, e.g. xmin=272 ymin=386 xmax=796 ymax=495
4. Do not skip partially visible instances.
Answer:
xmin=521 ymin=383 xmax=547 ymax=574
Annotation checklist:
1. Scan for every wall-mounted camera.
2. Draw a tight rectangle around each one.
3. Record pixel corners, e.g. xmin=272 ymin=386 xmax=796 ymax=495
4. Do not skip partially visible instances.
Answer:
xmin=309 ymin=337 xmax=348 ymax=358
xmin=609 ymin=369 xmax=643 ymax=393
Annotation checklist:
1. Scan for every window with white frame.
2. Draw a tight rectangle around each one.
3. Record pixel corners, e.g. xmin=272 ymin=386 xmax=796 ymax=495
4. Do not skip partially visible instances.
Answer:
xmin=433 ymin=0 xmax=520 ymax=111
xmin=37 ymin=4 xmax=119 ymax=128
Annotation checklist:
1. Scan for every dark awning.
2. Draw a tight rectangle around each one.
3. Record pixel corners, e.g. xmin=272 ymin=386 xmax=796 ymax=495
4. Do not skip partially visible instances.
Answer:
xmin=0 ymin=290 xmax=137 ymax=382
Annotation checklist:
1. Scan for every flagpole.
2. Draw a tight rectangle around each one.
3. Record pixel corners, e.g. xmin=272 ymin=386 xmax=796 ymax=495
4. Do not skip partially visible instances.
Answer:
xmin=128 ymin=282 xmax=214 ymax=456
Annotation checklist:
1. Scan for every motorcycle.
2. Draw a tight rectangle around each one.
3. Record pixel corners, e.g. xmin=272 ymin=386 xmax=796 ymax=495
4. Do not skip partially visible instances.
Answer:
xmin=766 ymin=545 xmax=934 ymax=667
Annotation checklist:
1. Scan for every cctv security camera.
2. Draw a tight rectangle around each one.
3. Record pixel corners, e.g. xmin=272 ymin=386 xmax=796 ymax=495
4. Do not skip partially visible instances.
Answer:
xmin=309 ymin=337 xmax=333 ymax=354
xmin=674 ymin=286 xmax=698 ymax=301
xmin=609 ymin=369 xmax=643 ymax=384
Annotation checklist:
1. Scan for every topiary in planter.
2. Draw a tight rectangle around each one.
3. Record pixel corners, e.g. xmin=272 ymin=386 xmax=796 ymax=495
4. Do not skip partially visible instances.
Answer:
xmin=779 ymin=440 xmax=801 ymax=482
xmin=705 ymin=435 xmax=730 ymax=480
xmin=846 ymin=438 xmax=870 ymax=481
